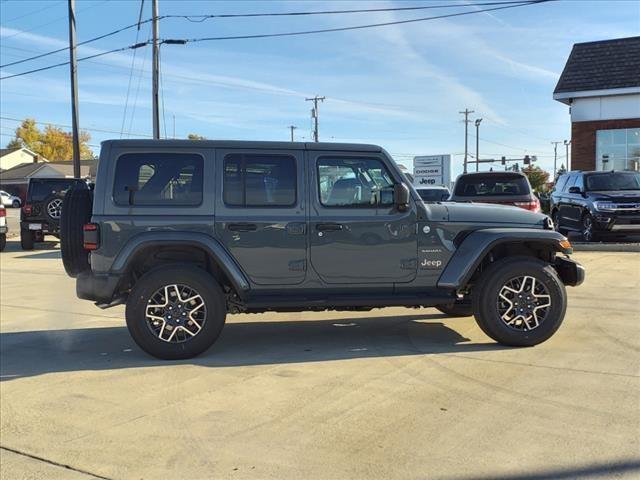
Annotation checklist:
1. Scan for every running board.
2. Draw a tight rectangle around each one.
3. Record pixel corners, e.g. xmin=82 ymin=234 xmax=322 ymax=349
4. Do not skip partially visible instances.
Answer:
xmin=242 ymin=293 xmax=456 ymax=310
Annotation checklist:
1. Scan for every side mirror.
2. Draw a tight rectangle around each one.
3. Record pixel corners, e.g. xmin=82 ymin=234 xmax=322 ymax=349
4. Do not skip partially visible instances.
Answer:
xmin=394 ymin=183 xmax=410 ymax=211
xmin=568 ymin=186 xmax=581 ymax=194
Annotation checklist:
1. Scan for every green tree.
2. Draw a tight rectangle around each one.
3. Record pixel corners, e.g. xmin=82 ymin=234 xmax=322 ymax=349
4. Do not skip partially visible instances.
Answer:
xmin=6 ymin=118 xmax=93 ymax=161
xmin=522 ymin=165 xmax=550 ymax=192
xmin=187 ymin=133 xmax=206 ymax=140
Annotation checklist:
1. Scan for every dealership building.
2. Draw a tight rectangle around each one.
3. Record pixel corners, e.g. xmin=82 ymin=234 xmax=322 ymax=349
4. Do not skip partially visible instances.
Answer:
xmin=553 ymin=36 xmax=640 ymax=172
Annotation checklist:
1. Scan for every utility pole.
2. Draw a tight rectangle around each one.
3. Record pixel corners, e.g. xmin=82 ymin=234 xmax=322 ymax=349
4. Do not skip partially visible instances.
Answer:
xmin=151 ymin=0 xmax=160 ymax=139
xmin=68 ymin=0 xmax=80 ymax=177
xmin=551 ymin=141 xmax=561 ymax=177
xmin=459 ymin=109 xmax=474 ymax=173
xmin=564 ymin=139 xmax=571 ymax=171
xmin=474 ymin=118 xmax=482 ymax=172
xmin=288 ymin=125 xmax=297 ymax=142
xmin=306 ymin=96 xmax=325 ymax=142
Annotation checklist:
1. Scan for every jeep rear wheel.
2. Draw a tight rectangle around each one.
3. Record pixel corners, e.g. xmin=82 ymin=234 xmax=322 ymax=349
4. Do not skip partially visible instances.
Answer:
xmin=473 ymin=257 xmax=567 ymax=346
xmin=126 ymin=266 xmax=226 ymax=360
xmin=20 ymin=229 xmax=34 ymax=250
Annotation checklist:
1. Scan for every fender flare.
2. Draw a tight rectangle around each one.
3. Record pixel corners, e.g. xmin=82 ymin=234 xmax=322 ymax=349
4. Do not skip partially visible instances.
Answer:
xmin=437 ymin=228 xmax=570 ymax=290
xmin=111 ymin=231 xmax=250 ymax=295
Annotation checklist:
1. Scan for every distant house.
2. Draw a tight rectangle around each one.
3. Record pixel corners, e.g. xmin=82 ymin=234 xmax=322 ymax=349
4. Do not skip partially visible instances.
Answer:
xmin=0 ymin=161 xmax=94 ymax=201
xmin=553 ymin=36 xmax=640 ymax=172
xmin=0 ymin=146 xmax=47 ymax=171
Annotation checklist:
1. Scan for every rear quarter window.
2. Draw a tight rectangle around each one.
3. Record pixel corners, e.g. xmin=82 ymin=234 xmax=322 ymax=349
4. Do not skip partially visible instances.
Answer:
xmin=113 ymin=152 xmax=204 ymax=206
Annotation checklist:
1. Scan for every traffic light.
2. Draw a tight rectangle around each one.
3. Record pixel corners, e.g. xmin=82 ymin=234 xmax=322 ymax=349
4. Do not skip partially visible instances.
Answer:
xmin=501 ymin=156 xmax=506 ymax=165
xmin=524 ymin=155 xmax=531 ymax=165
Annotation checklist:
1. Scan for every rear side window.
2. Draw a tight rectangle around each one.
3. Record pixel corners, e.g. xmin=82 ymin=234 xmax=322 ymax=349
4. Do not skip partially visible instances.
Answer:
xmin=113 ymin=153 xmax=203 ymax=206
xmin=28 ymin=179 xmax=86 ymax=201
xmin=454 ymin=175 xmax=530 ymax=196
xmin=223 ymin=153 xmax=296 ymax=207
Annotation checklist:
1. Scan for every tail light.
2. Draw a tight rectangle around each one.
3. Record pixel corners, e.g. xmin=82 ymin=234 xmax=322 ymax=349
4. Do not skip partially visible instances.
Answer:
xmin=514 ymin=197 xmax=541 ymax=213
xmin=83 ymin=223 xmax=100 ymax=250
xmin=0 ymin=208 xmax=5 ymax=218
xmin=22 ymin=204 xmax=32 ymax=215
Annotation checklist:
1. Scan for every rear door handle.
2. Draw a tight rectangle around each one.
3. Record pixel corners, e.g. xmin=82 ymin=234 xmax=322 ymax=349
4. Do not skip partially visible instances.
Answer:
xmin=316 ymin=223 xmax=343 ymax=231
xmin=227 ymin=223 xmax=257 ymax=232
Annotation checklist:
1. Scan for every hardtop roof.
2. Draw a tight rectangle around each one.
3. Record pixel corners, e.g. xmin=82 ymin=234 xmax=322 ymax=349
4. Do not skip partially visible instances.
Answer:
xmin=101 ymin=139 xmax=383 ymax=152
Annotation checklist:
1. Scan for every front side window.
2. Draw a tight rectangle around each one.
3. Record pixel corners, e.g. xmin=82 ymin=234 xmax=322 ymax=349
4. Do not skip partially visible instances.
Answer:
xmin=317 ymin=157 xmax=395 ymax=207
xmin=113 ymin=153 xmax=203 ymax=206
xmin=223 ymin=154 xmax=296 ymax=207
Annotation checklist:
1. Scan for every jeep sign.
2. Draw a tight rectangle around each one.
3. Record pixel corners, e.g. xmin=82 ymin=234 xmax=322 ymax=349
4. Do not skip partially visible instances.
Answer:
xmin=413 ymin=155 xmax=451 ymax=188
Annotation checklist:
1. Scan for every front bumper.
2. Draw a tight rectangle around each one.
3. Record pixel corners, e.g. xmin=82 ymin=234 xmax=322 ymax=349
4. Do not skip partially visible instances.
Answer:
xmin=592 ymin=212 xmax=640 ymax=234
xmin=76 ymin=270 xmax=122 ymax=305
xmin=554 ymin=256 xmax=585 ymax=287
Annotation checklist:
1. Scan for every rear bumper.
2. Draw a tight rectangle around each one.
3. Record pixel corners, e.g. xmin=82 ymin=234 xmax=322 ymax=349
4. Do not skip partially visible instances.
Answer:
xmin=554 ymin=256 xmax=585 ymax=287
xmin=76 ymin=270 xmax=122 ymax=305
xmin=20 ymin=220 xmax=60 ymax=234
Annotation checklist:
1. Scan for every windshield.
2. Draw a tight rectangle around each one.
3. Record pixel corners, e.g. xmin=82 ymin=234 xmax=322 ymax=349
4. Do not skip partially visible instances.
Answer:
xmin=454 ymin=175 xmax=530 ymax=197
xmin=417 ymin=189 xmax=448 ymax=202
xmin=585 ymin=172 xmax=640 ymax=191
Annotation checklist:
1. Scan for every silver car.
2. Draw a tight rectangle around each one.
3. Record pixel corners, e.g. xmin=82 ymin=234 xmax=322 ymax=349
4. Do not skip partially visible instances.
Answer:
xmin=0 ymin=190 xmax=21 ymax=208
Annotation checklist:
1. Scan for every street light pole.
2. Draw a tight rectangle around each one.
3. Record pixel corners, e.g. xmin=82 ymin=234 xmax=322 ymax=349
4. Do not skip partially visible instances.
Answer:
xmin=474 ymin=118 xmax=482 ymax=172
xmin=551 ymin=141 xmax=561 ymax=178
xmin=564 ymin=139 xmax=571 ymax=171
xmin=459 ymin=108 xmax=474 ymax=173
xmin=288 ymin=125 xmax=297 ymax=142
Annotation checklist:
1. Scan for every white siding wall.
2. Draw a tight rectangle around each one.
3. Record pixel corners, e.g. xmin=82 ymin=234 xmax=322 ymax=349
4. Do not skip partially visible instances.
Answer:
xmin=0 ymin=150 xmax=36 ymax=170
xmin=571 ymin=93 xmax=640 ymax=122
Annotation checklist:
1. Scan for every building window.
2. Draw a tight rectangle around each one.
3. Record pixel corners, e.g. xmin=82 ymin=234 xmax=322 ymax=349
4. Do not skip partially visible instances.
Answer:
xmin=596 ymin=128 xmax=640 ymax=171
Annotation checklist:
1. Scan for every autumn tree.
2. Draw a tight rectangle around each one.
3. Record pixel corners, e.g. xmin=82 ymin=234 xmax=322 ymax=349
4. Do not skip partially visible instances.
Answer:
xmin=6 ymin=118 xmax=94 ymax=161
xmin=522 ymin=165 xmax=550 ymax=192
xmin=187 ymin=133 xmax=206 ymax=140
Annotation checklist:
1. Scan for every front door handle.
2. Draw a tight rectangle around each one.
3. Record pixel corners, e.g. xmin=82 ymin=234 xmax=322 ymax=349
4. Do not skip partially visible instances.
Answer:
xmin=316 ymin=223 xmax=343 ymax=231
xmin=227 ymin=223 xmax=257 ymax=232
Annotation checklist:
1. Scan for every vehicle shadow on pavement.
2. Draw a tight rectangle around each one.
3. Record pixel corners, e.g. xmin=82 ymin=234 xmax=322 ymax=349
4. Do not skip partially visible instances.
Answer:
xmin=0 ymin=314 xmax=508 ymax=381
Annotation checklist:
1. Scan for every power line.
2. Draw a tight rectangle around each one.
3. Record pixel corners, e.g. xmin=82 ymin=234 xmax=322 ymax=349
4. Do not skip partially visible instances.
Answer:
xmin=120 ymin=0 xmax=146 ymax=138
xmin=171 ymin=1 xmax=550 ymax=43
xmin=164 ymin=1 xmax=539 ymax=21
xmin=0 ymin=42 xmax=149 ymax=81
xmin=0 ymin=1 xmax=533 ymax=69
xmin=0 ymin=18 xmax=153 ymax=69
xmin=1 ymin=0 xmax=64 ymax=23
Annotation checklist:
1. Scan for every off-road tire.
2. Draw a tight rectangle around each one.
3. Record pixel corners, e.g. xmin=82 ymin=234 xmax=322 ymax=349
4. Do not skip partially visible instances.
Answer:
xmin=126 ymin=266 xmax=227 ymax=360
xmin=20 ymin=229 xmax=34 ymax=250
xmin=60 ymin=188 xmax=93 ymax=277
xmin=43 ymin=193 xmax=65 ymax=225
xmin=0 ymin=234 xmax=6 ymax=251
xmin=472 ymin=256 xmax=567 ymax=347
xmin=436 ymin=298 xmax=473 ymax=317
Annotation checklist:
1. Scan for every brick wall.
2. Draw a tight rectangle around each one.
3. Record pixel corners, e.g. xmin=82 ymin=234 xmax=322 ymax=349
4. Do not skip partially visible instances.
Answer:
xmin=571 ymin=118 xmax=640 ymax=171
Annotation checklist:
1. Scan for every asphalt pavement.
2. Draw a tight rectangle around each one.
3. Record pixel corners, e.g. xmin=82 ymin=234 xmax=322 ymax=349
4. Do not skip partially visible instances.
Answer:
xmin=0 ymin=238 xmax=639 ymax=480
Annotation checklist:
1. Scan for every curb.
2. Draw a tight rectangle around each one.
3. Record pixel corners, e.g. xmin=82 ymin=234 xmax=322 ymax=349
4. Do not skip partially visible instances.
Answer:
xmin=572 ymin=242 xmax=640 ymax=253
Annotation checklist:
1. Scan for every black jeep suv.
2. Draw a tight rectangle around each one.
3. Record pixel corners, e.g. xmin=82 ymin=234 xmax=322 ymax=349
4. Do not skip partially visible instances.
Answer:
xmin=550 ymin=170 xmax=640 ymax=241
xmin=20 ymin=178 xmax=88 ymax=250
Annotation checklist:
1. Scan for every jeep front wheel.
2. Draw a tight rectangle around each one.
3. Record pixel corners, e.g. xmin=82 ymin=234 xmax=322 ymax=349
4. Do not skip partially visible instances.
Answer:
xmin=126 ymin=266 xmax=227 ymax=360
xmin=472 ymin=257 xmax=567 ymax=347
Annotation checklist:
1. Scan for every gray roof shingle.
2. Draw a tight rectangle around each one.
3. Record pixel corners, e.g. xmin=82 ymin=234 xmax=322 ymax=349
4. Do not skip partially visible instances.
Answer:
xmin=554 ymin=36 xmax=640 ymax=94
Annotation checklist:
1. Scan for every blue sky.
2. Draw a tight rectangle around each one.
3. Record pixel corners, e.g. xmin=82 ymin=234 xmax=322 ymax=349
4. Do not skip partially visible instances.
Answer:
xmin=1 ymin=0 xmax=638 ymax=176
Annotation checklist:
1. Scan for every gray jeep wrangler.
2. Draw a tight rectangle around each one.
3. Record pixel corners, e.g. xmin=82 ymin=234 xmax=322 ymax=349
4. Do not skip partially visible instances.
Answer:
xmin=60 ymin=140 xmax=584 ymax=360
